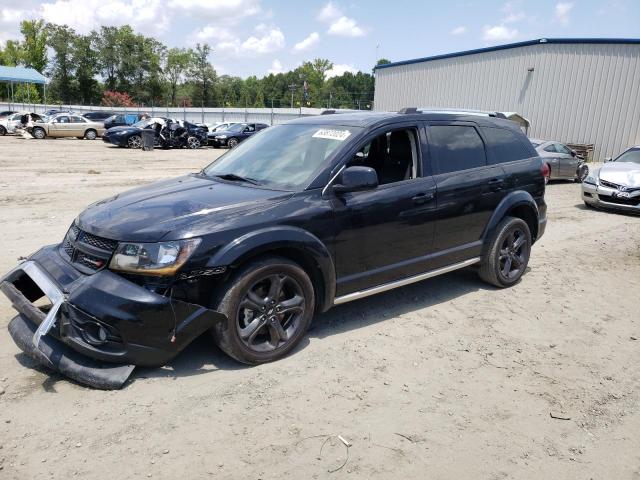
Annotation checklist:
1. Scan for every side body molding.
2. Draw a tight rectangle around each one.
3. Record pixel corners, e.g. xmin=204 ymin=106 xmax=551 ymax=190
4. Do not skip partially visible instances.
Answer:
xmin=206 ymin=226 xmax=337 ymax=312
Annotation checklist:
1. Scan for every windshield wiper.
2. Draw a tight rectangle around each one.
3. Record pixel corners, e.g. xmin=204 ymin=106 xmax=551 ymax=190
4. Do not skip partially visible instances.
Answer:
xmin=213 ymin=173 xmax=260 ymax=185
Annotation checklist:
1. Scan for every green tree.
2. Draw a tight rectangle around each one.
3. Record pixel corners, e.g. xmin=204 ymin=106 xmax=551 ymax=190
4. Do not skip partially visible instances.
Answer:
xmin=165 ymin=48 xmax=193 ymax=106
xmin=0 ymin=40 xmax=24 ymax=66
xmin=189 ymin=43 xmax=216 ymax=106
xmin=95 ymin=26 xmax=120 ymax=91
xmin=46 ymin=24 xmax=76 ymax=104
xmin=20 ymin=20 xmax=48 ymax=72
xmin=74 ymin=34 xmax=99 ymax=104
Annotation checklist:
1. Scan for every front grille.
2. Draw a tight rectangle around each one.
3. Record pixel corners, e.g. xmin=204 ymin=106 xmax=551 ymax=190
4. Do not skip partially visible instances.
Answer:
xmin=599 ymin=179 xmax=619 ymax=189
xmin=60 ymin=223 xmax=117 ymax=273
xmin=598 ymin=194 xmax=640 ymax=206
xmin=77 ymin=230 xmax=118 ymax=251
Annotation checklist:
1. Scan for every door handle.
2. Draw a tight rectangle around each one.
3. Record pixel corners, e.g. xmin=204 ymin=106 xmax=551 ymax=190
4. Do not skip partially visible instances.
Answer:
xmin=487 ymin=178 xmax=504 ymax=191
xmin=412 ymin=192 xmax=434 ymax=204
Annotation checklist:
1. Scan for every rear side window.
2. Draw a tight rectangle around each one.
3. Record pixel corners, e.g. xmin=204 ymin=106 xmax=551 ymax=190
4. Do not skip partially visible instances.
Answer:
xmin=481 ymin=127 xmax=533 ymax=164
xmin=428 ymin=125 xmax=486 ymax=174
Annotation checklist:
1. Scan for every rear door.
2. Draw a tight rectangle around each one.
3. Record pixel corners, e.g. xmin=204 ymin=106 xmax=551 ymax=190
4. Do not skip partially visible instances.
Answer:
xmin=542 ymin=143 xmax=561 ymax=177
xmin=70 ymin=116 xmax=87 ymax=136
xmin=426 ymin=122 xmax=507 ymax=266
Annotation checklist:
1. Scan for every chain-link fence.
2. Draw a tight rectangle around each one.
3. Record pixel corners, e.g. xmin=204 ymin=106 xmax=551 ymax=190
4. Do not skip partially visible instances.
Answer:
xmin=0 ymin=101 xmax=360 ymax=125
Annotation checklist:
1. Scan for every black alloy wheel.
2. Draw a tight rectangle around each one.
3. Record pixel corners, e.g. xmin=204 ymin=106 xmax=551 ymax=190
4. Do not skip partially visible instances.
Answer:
xmin=497 ymin=227 xmax=529 ymax=281
xmin=127 ymin=135 xmax=142 ymax=149
xmin=227 ymin=137 xmax=239 ymax=148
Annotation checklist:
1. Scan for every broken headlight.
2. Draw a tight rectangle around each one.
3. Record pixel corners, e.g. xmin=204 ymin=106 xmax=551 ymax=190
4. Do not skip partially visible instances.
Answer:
xmin=109 ymin=238 xmax=201 ymax=276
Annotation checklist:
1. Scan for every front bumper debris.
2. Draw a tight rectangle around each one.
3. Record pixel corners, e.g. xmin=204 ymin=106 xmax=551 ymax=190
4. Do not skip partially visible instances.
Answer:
xmin=1 ymin=245 xmax=227 ymax=389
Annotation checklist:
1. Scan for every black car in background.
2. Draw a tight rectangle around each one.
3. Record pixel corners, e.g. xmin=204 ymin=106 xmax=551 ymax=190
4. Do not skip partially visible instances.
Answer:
xmin=1 ymin=109 xmax=547 ymax=388
xmin=209 ymin=122 xmax=269 ymax=148
xmin=43 ymin=109 xmax=71 ymax=116
xmin=0 ymin=110 xmax=17 ymax=119
xmin=82 ymin=111 xmax=113 ymax=122
xmin=102 ymin=117 xmax=207 ymax=149
xmin=104 ymin=113 xmax=144 ymax=130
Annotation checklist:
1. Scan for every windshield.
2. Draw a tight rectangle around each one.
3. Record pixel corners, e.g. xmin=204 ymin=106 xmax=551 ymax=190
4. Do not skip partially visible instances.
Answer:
xmin=203 ymin=124 xmax=360 ymax=190
xmin=225 ymin=123 xmax=245 ymax=133
xmin=615 ymin=148 xmax=640 ymax=164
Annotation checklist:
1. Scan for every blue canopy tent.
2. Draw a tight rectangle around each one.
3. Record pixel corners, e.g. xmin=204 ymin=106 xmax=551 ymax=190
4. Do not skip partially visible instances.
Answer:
xmin=0 ymin=66 xmax=49 ymax=107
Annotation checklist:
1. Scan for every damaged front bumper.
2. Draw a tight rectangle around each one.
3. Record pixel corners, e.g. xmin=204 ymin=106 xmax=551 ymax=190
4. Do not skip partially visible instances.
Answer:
xmin=0 ymin=245 xmax=226 ymax=389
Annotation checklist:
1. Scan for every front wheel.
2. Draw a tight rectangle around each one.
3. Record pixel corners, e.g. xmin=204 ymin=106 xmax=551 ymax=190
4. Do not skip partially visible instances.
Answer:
xmin=576 ymin=164 xmax=588 ymax=182
xmin=212 ymin=256 xmax=315 ymax=365
xmin=32 ymin=127 xmax=46 ymax=139
xmin=478 ymin=216 xmax=532 ymax=288
xmin=127 ymin=135 xmax=142 ymax=149
xmin=0 ymin=125 xmax=6 ymax=136
xmin=227 ymin=137 xmax=239 ymax=148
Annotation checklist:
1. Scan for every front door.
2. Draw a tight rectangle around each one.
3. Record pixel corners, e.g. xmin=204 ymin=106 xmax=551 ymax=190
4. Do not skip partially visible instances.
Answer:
xmin=555 ymin=143 xmax=579 ymax=178
xmin=332 ymin=125 xmax=437 ymax=295
xmin=49 ymin=116 xmax=72 ymax=137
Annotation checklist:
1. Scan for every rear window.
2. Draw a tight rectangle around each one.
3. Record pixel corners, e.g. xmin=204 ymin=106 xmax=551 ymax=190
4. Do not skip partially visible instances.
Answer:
xmin=481 ymin=127 xmax=533 ymax=164
xmin=428 ymin=125 xmax=487 ymax=174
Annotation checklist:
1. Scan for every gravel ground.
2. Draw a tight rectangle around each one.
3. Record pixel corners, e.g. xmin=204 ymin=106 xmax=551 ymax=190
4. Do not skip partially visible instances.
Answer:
xmin=0 ymin=135 xmax=638 ymax=479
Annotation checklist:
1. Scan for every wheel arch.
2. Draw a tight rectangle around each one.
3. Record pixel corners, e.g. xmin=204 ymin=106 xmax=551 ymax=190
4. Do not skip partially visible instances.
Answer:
xmin=206 ymin=226 xmax=336 ymax=313
xmin=483 ymin=191 xmax=540 ymax=245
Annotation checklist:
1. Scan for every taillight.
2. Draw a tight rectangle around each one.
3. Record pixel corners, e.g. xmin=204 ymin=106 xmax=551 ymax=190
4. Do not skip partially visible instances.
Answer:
xmin=541 ymin=162 xmax=550 ymax=179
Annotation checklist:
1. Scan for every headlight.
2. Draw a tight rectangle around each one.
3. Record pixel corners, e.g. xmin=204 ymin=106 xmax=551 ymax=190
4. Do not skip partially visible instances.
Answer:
xmin=584 ymin=171 xmax=599 ymax=185
xmin=216 ymin=135 xmax=227 ymax=139
xmin=109 ymin=238 xmax=201 ymax=276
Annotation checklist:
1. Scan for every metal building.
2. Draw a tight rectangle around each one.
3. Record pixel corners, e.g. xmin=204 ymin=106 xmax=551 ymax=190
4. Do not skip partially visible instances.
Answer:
xmin=374 ymin=38 xmax=640 ymax=161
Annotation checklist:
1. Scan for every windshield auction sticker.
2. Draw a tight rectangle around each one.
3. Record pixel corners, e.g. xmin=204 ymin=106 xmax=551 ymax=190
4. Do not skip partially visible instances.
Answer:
xmin=312 ymin=129 xmax=351 ymax=141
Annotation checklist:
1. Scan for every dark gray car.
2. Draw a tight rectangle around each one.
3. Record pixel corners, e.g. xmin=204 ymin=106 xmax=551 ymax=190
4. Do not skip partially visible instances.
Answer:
xmin=530 ymin=138 xmax=587 ymax=181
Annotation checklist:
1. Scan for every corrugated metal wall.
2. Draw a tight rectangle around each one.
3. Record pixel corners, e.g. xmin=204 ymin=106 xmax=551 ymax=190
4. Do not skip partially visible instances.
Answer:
xmin=374 ymin=43 xmax=640 ymax=161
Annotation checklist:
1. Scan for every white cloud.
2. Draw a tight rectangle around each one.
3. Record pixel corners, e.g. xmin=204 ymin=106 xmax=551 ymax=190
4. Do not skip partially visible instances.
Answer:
xmin=327 ymin=16 xmax=365 ymax=37
xmin=555 ymin=2 xmax=573 ymax=24
xmin=317 ymin=2 xmax=367 ymax=37
xmin=317 ymin=1 xmax=342 ymax=22
xmin=482 ymin=24 xmax=519 ymax=42
xmin=267 ymin=59 xmax=284 ymax=74
xmin=503 ymin=12 xmax=525 ymax=23
xmin=177 ymin=0 xmax=261 ymax=20
xmin=211 ymin=24 xmax=285 ymax=57
xmin=325 ymin=63 xmax=358 ymax=79
xmin=293 ymin=32 xmax=319 ymax=51
xmin=241 ymin=25 xmax=285 ymax=53
xmin=1 ymin=8 xmax=28 ymax=22
xmin=450 ymin=26 xmax=467 ymax=35
xmin=40 ymin=0 xmax=170 ymax=35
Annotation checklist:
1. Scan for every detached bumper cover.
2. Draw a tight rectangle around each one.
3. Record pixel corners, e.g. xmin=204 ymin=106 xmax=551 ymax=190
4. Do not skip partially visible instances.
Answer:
xmin=1 ymin=246 xmax=227 ymax=388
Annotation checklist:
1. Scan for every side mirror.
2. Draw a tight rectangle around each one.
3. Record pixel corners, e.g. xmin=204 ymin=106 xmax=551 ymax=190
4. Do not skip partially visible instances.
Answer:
xmin=333 ymin=166 xmax=378 ymax=194
xmin=570 ymin=150 xmax=577 ymax=157
xmin=604 ymin=157 xmax=612 ymax=163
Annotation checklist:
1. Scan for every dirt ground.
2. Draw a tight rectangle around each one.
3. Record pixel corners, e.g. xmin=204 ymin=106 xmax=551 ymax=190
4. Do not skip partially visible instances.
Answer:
xmin=0 ymin=135 xmax=638 ymax=480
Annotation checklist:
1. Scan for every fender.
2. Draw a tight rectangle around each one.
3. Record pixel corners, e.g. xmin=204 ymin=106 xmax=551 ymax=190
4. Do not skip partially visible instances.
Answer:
xmin=205 ymin=226 xmax=336 ymax=312
xmin=482 ymin=190 xmax=540 ymax=242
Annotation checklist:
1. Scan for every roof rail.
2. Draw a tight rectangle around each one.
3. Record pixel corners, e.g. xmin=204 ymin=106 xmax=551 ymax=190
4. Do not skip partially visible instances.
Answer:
xmin=416 ymin=107 xmax=508 ymax=118
xmin=398 ymin=107 xmax=418 ymax=114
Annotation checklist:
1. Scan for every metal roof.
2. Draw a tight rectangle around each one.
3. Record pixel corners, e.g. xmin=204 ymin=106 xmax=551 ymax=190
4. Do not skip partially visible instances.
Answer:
xmin=0 ymin=66 xmax=48 ymax=84
xmin=374 ymin=38 xmax=640 ymax=70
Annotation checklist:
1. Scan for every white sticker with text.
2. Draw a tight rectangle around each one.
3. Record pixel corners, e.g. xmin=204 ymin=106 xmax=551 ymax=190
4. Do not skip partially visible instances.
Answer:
xmin=312 ymin=129 xmax=351 ymax=141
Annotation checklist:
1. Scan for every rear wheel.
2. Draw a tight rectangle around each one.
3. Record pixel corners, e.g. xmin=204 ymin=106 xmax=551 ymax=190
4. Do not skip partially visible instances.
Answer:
xmin=32 ymin=127 xmax=46 ymax=139
xmin=127 ymin=135 xmax=142 ymax=149
xmin=84 ymin=129 xmax=97 ymax=140
xmin=576 ymin=164 xmax=588 ymax=182
xmin=187 ymin=136 xmax=201 ymax=149
xmin=211 ymin=256 xmax=315 ymax=365
xmin=479 ymin=216 xmax=531 ymax=288
xmin=0 ymin=125 xmax=6 ymax=136
xmin=227 ymin=137 xmax=239 ymax=148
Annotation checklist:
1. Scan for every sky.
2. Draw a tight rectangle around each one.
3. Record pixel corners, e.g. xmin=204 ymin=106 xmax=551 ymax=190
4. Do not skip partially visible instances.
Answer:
xmin=1 ymin=0 xmax=638 ymax=78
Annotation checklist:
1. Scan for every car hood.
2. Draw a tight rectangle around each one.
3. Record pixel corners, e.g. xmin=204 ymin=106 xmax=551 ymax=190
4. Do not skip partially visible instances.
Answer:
xmin=105 ymin=126 xmax=141 ymax=134
xmin=598 ymin=162 xmax=640 ymax=187
xmin=76 ymin=174 xmax=292 ymax=242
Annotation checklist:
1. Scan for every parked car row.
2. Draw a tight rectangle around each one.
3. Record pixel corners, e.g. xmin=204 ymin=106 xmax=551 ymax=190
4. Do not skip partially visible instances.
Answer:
xmin=102 ymin=117 xmax=208 ymax=149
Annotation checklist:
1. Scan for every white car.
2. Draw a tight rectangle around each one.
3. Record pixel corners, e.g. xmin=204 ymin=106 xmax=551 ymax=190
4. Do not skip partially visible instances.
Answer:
xmin=0 ymin=112 xmax=28 ymax=135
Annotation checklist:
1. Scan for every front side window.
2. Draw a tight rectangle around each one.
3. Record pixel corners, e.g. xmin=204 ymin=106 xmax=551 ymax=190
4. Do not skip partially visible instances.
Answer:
xmin=481 ymin=127 xmax=532 ymax=164
xmin=349 ymin=128 xmax=418 ymax=185
xmin=71 ymin=116 xmax=86 ymax=123
xmin=56 ymin=116 xmax=70 ymax=123
xmin=204 ymin=124 xmax=361 ymax=190
xmin=543 ymin=144 xmax=557 ymax=153
xmin=428 ymin=125 xmax=487 ymax=174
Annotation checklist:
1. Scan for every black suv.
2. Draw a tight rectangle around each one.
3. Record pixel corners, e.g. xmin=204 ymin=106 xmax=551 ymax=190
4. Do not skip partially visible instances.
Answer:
xmin=0 ymin=110 xmax=546 ymax=389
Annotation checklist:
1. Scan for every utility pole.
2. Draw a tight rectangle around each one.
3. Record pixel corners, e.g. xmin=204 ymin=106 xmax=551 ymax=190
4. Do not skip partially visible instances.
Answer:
xmin=288 ymin=83 xmax=297 ymax=108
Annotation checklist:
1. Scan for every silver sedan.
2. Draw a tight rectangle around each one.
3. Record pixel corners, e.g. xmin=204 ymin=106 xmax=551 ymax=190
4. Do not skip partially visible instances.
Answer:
xmin=530 ymin=138 xmax=588 ymax=182
xmin=582 ymin=146 xmax=640 ymax=213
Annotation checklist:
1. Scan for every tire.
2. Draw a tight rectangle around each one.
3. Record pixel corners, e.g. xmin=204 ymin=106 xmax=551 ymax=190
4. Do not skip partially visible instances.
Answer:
xmin=127 ymin=135 xmax=142 ymax=149
xmin=212 ymin=256 xmax=315 ymax=365
xmin=576 ymin=164 xmax=588 ymax=183
xmin=227 ymin=137 xmax=239 ymax=148
xmin=84 ymin=129 xmax=97 ymax=140
xmin=478 ymin=216 xmax=532 ymax=288
xmin=32 ymin=127 xmax=46 ymax=139
xmin=0 ymin=125 xmax=6 ymax=136
xmin=187 ymin=136 xmax=201 ymax=149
